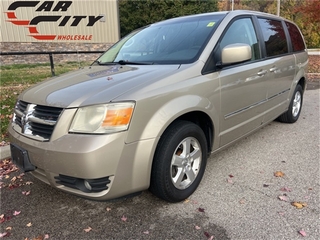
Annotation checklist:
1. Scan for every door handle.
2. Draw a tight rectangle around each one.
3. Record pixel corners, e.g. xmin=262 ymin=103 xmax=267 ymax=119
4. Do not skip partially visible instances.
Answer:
xmin=257 ymin=70 xmax=267 ymax=76
xmin=269 ymin=67 xmax=277 ymax=72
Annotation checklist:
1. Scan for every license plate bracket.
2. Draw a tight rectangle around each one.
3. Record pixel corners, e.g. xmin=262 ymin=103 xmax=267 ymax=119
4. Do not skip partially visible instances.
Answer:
xmin=10 ymin=143 xmax=36 ymax=172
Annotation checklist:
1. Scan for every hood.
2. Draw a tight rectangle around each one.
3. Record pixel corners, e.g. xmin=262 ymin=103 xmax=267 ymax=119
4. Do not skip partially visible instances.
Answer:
xmin=19 ymin=64 xmax=180 ymax=108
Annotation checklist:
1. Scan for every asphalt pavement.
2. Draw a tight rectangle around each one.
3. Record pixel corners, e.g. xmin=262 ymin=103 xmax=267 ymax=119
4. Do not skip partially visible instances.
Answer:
xmin=0 ymin=88 xmax=319 ymax=240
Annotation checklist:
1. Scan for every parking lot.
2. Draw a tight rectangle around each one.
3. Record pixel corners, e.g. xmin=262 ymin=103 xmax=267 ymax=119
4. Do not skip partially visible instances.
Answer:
xmin=0 ymin=88 xmax=319 ymax=239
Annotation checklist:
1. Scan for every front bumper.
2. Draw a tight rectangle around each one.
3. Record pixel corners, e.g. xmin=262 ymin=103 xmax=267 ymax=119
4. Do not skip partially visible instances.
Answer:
xmin=8 ymin=125 xmax=157 ymax=200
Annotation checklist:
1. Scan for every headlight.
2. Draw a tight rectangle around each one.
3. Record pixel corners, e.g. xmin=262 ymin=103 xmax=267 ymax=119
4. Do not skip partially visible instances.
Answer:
xmin=69 ymin=102 xmax=135 ymax=134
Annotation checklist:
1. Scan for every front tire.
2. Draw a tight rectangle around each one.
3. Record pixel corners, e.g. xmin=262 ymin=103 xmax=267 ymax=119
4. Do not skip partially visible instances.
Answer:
xmin=278 ymin=84 xmax=303 ymax=123
xmin=150 ymin=120 xmax=208 ymax=202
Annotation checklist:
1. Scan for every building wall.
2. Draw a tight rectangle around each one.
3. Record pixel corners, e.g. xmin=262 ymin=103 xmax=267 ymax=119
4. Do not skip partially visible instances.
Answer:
xmin=1 ymin=0 xmax=120 ymax=43
xmin=0 ymin=0 xmax=119 ymax=65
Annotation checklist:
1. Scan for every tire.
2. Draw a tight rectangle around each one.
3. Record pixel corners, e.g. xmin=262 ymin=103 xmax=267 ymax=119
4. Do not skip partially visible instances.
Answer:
xmin=150 ymin=120 xmax=208 ymax=202
xmin=278 ymin=84 xmax=303 ymax=123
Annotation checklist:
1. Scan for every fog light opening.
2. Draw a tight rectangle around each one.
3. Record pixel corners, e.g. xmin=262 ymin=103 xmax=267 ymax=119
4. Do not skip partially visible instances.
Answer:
xmin=84 ymin=180 xmax=92 ymax=191
xmin=55 ymin=174 xmax=111 ymax=193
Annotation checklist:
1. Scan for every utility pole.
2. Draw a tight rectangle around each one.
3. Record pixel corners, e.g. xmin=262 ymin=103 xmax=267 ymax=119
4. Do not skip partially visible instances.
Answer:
xmin=277 ymin=0 xmax=280 ymax=16
xmin=227 ymin=0 xmax=234 ymax=11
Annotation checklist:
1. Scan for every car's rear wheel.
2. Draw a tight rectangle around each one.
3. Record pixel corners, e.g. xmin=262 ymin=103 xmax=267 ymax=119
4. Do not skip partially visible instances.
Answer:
xmin=278 ymin=84 xmax=303 ymax=123
xmin=150 ymin=120 xmax=208 ymax=202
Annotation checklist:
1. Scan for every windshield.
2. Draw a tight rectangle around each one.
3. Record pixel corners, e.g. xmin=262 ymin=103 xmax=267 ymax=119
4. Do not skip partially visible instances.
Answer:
xmin=96 ymin=14 xmax=225 ymax=65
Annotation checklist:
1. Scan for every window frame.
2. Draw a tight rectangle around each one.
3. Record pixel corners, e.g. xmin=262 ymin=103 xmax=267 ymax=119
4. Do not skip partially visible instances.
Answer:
xmin=202 ymin=15 xmax=262 ymax=74
xmin=285 ymin=21 xmax=306 ymax=53
xmin=255 ymin=16 xmax=290 ymax=58
xmin=201 ymin=14 xmax=305 ymax=76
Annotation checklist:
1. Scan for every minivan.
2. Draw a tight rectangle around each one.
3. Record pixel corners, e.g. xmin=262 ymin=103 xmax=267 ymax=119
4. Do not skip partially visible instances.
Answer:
xmin=9 ymin=10 xmax=308 ymax=202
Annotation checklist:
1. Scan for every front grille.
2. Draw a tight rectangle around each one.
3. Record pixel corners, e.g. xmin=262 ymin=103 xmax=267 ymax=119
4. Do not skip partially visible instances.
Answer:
xmin=55 ymin=174 xmax=111 ymax=193
xmin=15 ymin=101 xmax=28 ymax=128
xmin=16 ymin=100 xmax=28 ymax=112
xmin=13 ymin=100 xmax=63 ymax=141
xmin=33 ymin=105 xmax=62 ymax=121
xmin=29 ymin=122 xmax=55 ymax=139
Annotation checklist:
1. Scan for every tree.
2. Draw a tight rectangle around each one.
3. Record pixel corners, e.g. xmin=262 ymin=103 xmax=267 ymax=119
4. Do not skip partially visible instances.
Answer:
xmin=293 ymin=0 xmax=320 ymax=48
xmin=217 ymin=0 xmax=319 ymax=48
xmin=119 ymin=0 xmax=218 ymax=37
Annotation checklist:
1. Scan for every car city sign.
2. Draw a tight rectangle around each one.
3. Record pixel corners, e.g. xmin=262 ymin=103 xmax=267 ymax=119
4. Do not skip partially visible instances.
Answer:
xmin=5 ymin=1 xmax=103 ymax=41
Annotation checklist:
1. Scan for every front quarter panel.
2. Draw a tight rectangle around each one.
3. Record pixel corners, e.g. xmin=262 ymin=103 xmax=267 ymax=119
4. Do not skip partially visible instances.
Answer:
xmin=124 ymin=66 xmax=221 ymax=149
xmin=129 ymin=95 xmax=214 ymax=141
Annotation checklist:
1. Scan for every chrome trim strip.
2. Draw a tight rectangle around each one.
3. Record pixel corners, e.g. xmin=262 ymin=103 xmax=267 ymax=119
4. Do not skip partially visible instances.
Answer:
xmin=225 ymin=99 xmax=267 ymax=119
xmin=268 ymin=89 xmax=290 ymax=101
xmin=14 ymin=109 xmax=24 ymax=117
xmin=224 ymin=88 xmax=290 ymax=119
xmin=11 ymin=122 xmax=50 ymax=141
xmin=28 ymin=116 xmax=56 ymax=126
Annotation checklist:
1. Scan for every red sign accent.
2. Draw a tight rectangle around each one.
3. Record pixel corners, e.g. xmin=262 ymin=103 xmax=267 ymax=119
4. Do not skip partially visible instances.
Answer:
xmin=6 ymin=12 xmax=16 ymax=19
xmin=28 ymin=27 xmax=39 ymax=34
xmin=6 ymin=20 xmax=30 ymax=25
xmin=29 ymin=35 xmax=57 ymax=40
xmin=6 ymin=11 xmax=30 ymax=25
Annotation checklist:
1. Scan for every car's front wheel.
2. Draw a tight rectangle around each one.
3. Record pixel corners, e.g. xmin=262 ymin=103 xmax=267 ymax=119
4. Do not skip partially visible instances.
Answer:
xmin=150 ymin=120 xmax=208 ymax=202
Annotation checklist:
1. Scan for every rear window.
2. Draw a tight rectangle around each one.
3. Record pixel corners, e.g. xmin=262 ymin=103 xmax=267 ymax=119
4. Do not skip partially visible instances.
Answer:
xmin=285 ymin=21 xmax=305 ymax=52
xmin=258 ymin=18 xmax=288 ymax=57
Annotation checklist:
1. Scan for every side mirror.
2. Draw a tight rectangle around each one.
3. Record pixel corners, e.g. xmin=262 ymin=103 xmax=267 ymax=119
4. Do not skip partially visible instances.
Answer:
xmin=221 ymin=43 xmax=251 ymax=65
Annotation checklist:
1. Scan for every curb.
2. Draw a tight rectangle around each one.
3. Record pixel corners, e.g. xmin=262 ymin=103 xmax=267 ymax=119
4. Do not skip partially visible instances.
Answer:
xmin=308 ymin=49 xmax=320 ymax=55
xmin=0 ymin=145 xmax=11 ymax=160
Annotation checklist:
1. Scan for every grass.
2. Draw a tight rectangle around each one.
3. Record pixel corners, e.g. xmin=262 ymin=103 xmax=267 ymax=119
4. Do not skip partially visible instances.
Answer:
xmin=0 ymin=57 xmax=319 ymax=143
xmin=0 ymin=61 xmax=91 ymax=142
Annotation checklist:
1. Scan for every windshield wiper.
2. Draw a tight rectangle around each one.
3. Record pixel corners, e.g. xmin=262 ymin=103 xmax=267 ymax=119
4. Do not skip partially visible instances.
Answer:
xmin=118 ymin=60 xmax=154 ymax=65
xmin=92 ymin=60 xmax=154 ymax=66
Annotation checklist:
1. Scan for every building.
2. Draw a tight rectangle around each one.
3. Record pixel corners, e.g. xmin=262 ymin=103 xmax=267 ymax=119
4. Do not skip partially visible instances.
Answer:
xmin=0 ymin=0 xmax=120 ymax=65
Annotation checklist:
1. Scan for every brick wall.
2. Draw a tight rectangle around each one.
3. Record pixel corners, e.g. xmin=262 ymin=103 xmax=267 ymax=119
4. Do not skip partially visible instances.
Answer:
xmin=0 ymin=42 xmax=113 ymax=65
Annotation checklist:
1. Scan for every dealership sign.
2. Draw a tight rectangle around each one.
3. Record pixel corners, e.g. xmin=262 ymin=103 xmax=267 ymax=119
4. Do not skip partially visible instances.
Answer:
xmin=2 ymin=0 xmax=120 ymax=42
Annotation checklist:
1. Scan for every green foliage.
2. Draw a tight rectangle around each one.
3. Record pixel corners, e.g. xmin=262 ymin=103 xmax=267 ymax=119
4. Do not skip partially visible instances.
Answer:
xmin=119 ymin=0 xmax=218 ymax=37
xmin=219 ymin=0 xmax=319 ymax=48
xmin=292 ymin=0 xmax=320 ymax=48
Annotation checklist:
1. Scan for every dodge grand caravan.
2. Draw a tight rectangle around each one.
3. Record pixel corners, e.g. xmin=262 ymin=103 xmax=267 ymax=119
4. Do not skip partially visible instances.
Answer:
xmin=9 ymin=10 xmax=308 ymax=202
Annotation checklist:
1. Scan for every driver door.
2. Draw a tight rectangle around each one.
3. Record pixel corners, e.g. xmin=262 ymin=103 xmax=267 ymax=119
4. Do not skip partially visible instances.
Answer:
xmin=216 ymin=17 xmax=269 ymax=146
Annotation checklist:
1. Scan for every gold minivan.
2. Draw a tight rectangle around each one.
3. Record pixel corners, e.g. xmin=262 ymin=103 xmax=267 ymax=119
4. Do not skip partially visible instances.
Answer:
xmin=9 ymin=10 xmax=308 ymax=202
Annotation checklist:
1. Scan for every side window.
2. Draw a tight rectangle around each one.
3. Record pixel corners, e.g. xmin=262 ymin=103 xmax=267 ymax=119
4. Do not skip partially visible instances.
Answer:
xmin=285 ymin=21 xmax=305 ymax=52
xmin=257 ymin=18 xmax=288 ymax=57
xmin=220 ymin=18 xmax=261 ymax=60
